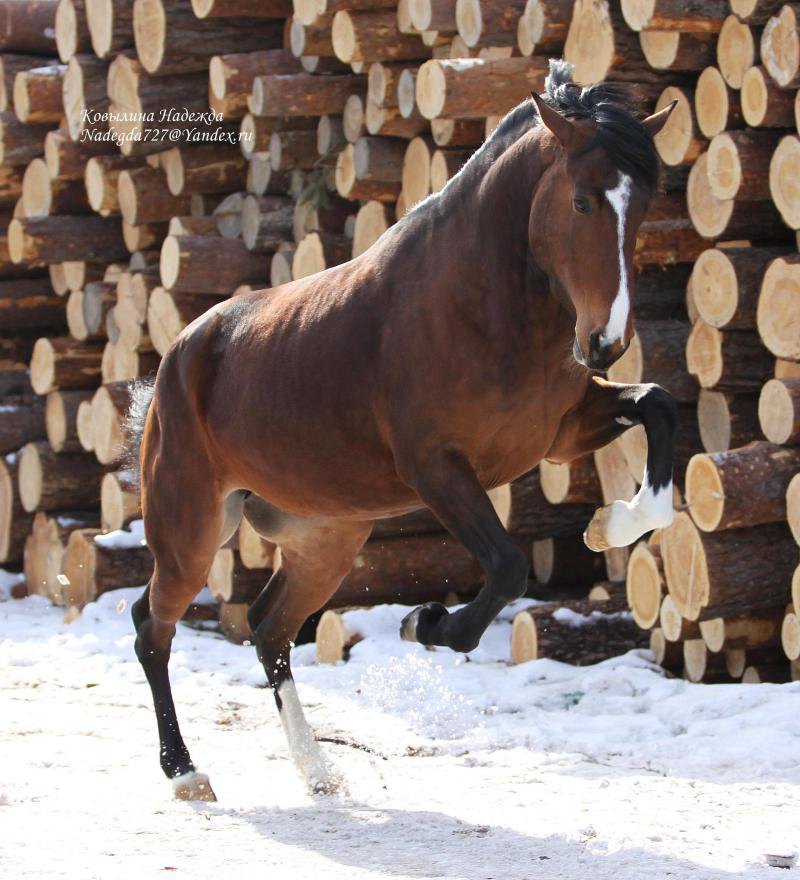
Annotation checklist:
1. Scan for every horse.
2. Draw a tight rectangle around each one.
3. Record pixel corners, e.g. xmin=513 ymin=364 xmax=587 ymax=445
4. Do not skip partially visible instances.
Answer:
xmin=128 ymin=60 xmax=678 ymax=801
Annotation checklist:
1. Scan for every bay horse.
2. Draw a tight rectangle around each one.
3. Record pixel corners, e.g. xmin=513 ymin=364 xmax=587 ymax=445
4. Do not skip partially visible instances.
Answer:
xmin=129 ymin=60 xmax=678 ymax=800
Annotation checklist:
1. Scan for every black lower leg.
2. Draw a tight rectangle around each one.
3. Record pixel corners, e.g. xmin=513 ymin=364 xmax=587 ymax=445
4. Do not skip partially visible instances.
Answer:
xmin=132 ymin=589 xmax=195 ymax=780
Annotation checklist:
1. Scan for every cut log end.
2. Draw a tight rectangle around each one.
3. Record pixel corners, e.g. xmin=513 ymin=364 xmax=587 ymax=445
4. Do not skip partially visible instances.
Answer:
xmin=625 ymin=540 xmax=662 ymax=629
xmin=316 ymin=609 xmax=363 ymax=664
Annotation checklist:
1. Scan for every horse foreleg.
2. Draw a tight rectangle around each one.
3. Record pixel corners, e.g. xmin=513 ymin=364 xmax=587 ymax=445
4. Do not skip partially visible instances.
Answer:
xmin=549 ymin=376 xmax=678 ymax=551
xmin=395 ymin=449 xmax=530 ymax=654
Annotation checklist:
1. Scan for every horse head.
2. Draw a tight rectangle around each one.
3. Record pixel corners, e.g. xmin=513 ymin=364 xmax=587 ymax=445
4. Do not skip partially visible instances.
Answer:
xmin=527 ymin=68 xmax=675 ymax=371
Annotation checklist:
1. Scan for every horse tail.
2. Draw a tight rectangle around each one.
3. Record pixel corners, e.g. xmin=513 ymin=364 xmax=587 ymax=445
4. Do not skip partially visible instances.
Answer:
xmin=123 ymin=376 xmax=156 ymax=481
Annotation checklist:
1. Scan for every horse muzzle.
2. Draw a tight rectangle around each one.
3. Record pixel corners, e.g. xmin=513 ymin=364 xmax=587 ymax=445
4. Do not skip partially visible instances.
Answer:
xmin=574 ymin=332 xmax=628 ymax=372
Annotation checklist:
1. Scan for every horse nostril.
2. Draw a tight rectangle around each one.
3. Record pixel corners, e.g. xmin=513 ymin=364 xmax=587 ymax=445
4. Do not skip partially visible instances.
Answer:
xmin=589 ymin=331 xmax=603 ymax=361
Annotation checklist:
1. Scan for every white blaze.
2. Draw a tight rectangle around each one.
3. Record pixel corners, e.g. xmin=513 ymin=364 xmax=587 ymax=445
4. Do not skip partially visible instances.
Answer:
xmin=602 ymin=171 xmax=633 ymax=346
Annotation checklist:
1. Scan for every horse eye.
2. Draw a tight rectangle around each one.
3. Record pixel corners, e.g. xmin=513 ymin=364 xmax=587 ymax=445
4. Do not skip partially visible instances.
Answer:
xmin=573 ymin=196 xmax=592 ymax=215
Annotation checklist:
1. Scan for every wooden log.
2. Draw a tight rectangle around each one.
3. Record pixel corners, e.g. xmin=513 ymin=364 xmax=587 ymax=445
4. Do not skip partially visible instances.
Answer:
xmin=241 ymin=195 xmax=294 ymax=252
xmin=290 ymin=14 xmax=336 ymax=60
xmin=741 ymin=65 xmax=796 ymax=127
xmin=160 ymin=235 xmax=266 ymax=294
xmin=21 ymin=158 xmax=90 ymax=218
xmin=330 ymin=533 xmax=481 ymax=607
xmin=122 ymin=221 xmax=169 ymax=253
xmin=455 ymin=0 xmax=525 ymax=48
xmin=162 ymin=144 xmax=248 ymax=197
xmin=117 ymin=167 xmax=193 ymax=226
xmin=0 ymin=2 xmax=58 ymax=55
xmin=292 ymin=231 xmax=351 ymax=278
xmin=85 ymin=0 xmax=132 ymax=58
xmin=8 ymin=216 xmax=127 ymax=264
xmin=741 ymin=661 xmax=797 ymax=683
xmin=29 ymin=336 xmax=103 ymax=395
xmin=756 ymin=256 xmax=800 ymax=360
xmin=209 ymin=50 xmax=300 ymax=120
xmin=650 ymin=626 xmax=682 ymax=669
xmin=782 ymin=608 xmax=800 ymax=660
xmin=682 ymin=638 xmax=736 ymax=683
xmin=147 ymin=288 xmax=224 ymax=355
xmin=270 ymin=129 xmax=319 ymax=173
xmin=621 ymin=0 xmax=727 ymax=32
xmin=626 ymin=539 xmax=664 ymax=629
xmin=0 ymin=55 xmax=56 ymax=113
xmin=342 ymin=93 xmax=366 ymax=143
xmin=761 ymin=3 xmax=800 ymax=87
xmin=335 ymin=143 xmax=401 ymax=201
xmin=100 ymin=470 xmax=140 ymax=532
xmin=400 ymin=135 xmax=432 ymax=208
xmin=0 ymin=278 xmax=67 ymax=331
xmin=607 ymin=319 xmax=697 ymax=403
xmin=639 ymin=31 xmax=715 ymax=71
xmin=768 ymin=135 xmax=800 ymax=231
xmin=13 ymin=63 xmax=65 ymax=124
xmin=510 ymin=600 xmax=645 ymax=665
xmin=699 ymin=607 xmax=784 ymax=653
xmin=192 ymin=0 xmax=291 ymax=18
xmin=293 ymin=196 xmax=352 ymax=242
xmin=207 ymin=547 xmax=267 ymax=603
xmin=430 ymin=117 xmax=483 ymax=147
xmin=788 ymin=476 xmax=800 ymax=548
xmin=316 ymin=609 xmax=364 ymax=664
xmin=75 ymin=397 xmax=94 ymax=451
xmin=90 ymin=381 xmax=130 ymax=465
xmin=237 ymin=516 xmax=275 ymax=569
xmin=660 ymin=593 xmax=700 ymax=642
xmin=62 ymin=261 xmax=104 ymax=294
xmin=101 ymin=340 xmax=159 ymax=382
xmin=517 ymin=0 xmax=571 ymax=55
xmin=132 ymin=0 xmax=284 ymax=77
xmin=55 ymin=0 xmax=93 ymax=63
xmin=44 ymin=129 xmax=111 ymax=181
xmin=365 ymin=99 xmax=428 ymax=137
xmin=691 ymin=246 xmax=789 ymax=331
xmin=0 ymin=112 xmax=49 ymax=166
xmin=686 ymin=322 xmax=774 ymax=392
xmin=661 ymin=511 xmax=797 ymax=620
xmin=353 ymin=135 xmax=406 ymax=182
xmin=317 ymin=114 xmax=345 ymax=156
xmin=731 ymin=0 xmax=786 ymax=23
xmin=695 ymin=66 xmax=742 ymax=139
xmin=707 ymin=130 xmax=780 ymax=202
xmin=0 ymin=453 xmax=33 ymax=564
xmin=759 ymin=378 xmax=800 ymax=444
xmin=430 ymin=148 xmax=470 ymax=191
xmin=687 ymin=153 xmax=786 ymax=241
xmin=532 ymin=534 xmax=604 ymax=587
xmin=415 ymin=56 xmax=546 ymax=119
xmin=332 ymin=10 xmax=423 ymax=63
xmin=0 ymin=394 xmax=45 ymax=454
xmin=24 ymin=509 xmax=97 ymax=601
xmin=270 ymin=246 xmax=294 ymax=287
xmin=251 ymin=73 xmax=365 ymax=117
xmin=352 ymin=200 xmax=390 ymax=258
xmin=17 ymin=440 xmax=103 ymax=512
xmin=62 ymin=526 xmax=153 ymax=607
xmin=634 ymin=264 xmax=691 ymax=322
xmin=46 ymin=389 xmax=91 ymax=453
xmin=717 ymin=14 xmax=757 ymax=89
xmin=697 ymin=390 xmax=760 ymax=453
xmin=539 ymin=456 xmax=601 ymax=506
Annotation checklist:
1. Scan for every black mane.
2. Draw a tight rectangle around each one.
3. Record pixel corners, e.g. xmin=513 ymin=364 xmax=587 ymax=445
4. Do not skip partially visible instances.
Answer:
xmin=540 ymin=59 xmax=659 ymax=190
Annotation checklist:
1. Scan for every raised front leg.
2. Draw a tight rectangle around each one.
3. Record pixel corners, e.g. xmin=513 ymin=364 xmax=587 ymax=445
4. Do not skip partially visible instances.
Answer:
xmin=549 ymin=376 xmax=678 ymax=551
xmin=396 ymin=448 xmax=530 ymax=654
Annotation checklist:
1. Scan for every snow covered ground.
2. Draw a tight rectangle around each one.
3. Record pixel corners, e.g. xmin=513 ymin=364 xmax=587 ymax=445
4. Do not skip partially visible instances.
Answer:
xmin=2 ymin=570 xmax=799 ymax=879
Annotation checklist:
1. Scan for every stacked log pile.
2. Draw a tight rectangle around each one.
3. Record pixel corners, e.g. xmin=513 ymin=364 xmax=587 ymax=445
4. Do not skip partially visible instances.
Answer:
xmin=0 ymin=0 xmax=797 ymax=676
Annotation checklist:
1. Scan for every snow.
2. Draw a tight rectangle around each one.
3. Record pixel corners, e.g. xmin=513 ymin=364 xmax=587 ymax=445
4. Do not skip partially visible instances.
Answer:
xmin=1 ymin=579 xmax=798 ymax=879
xmin=93 ymin=519 xmax=146 ymax=549
xmin=551 ymin=607 xmax=631 ymax=626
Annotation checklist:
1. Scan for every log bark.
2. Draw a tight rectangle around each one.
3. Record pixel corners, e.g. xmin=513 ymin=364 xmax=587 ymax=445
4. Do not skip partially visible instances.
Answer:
xmin=45 ymin=388 xmax=92 ymax=453
xmin=686 ymin=322 xmax=773 ymax=392
xmin=44 ymin=129 xmax=113 ymax=180
xmin=757 ymin=255 xmax=800 ymax=360
xmin=241 ymin=195 xmax=295 ymax=252
xmin=62 ymin=527 xmax=153 ymax=607
xmin=336 ymin=144 xmax=401 ymax=200
xmin=697 ymin=389 xmax=760 ymax=453
xmin=162 ymin=144 xmax=248 ymax=196
xmin=117 ymin=167 xmax=193 ymax=226
xmin=650 ymin=627 xmax=682 ymax=670
xmin=192 ymin=0 xmax=291 ymax=18
xmin=100 ymin=470 xmax=140 ymax=532
xmin=455 ymin=0 xmax=526 ymax=48
xmin=661 ymin=510 xmax=797 ymax=620
xmin=0 ymin=395 xmax=45 ymax=454
xmin=159 ymin=234 xmax=266 ymax=294
xmin=691 ymin=246 xmax=788 ymax=330
xmin=532 ymin=534 xmax=604 ymax=587
xmin=510 ymin=600 xmax=646 ymax=665
xmin=17 ymin=440 xmax=103 ymax=512
xmin=699 ymin=607 xmax=784 ymax=653
xmin=659 ymin=593 xmax=700 ymax=641
xmin=13 ymin=63 xmax=65 ymax=124
xmin=759 ymin=377 xmax=800 ymax=445
xmin=0 ymin=453 xmax=33 ymax=564
xmin=517 ymin=0 xmax=571 ymax=55
xmin=133 ymin=0 xmax=284 ymax=76
xmin=209 ymin=50 xmax=301 ymax=120
xmin=430 ymin=117 xmax=484 ymax=147
xmin=0 ymin=2 xmax=58 ymax=55
xmin=0 ymin=278 xmax=67 ymax=330
xmin=626 ymin=538 xmax=664 ymax=629
xmin=86 ymin=0 xmax=133 ymax=58
xmin=251 ymin=73 xmax=365 ymax=117
xmin=415 ymin=56 xmax=547 ymax=119
xmin=0 ymin=55 xmax=56 ymax=113
xmin=21 ymin=158 xmax=91 ymax=218
xmin=622 ymin=0 xmax=727 ymax=31
xmin=8 ymin=216 xmax=127 ymax=264
xmin=332 ymin=10 xmax=425 ymax=63
xmin=639 ymin=31 xmax=715 ymax=71
xmin=539 ymin=456 xmax=601 ymax=506
xmin=0 ymin=112 xmax=49 ymax=166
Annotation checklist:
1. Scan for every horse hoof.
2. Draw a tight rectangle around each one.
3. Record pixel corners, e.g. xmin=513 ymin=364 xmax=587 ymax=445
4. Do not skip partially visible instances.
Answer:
xmin=172 ymin=771 xmax=217 ymax=802
xmin=400 ymin=602 xmax=447 ymax=645
xmin=584 ymin=505 xmax=612 ymax=552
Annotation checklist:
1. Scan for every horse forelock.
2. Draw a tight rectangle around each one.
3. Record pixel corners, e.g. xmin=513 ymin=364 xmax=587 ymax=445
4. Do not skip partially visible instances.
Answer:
xmin=540 ymin=59 xmax=659 ymax=192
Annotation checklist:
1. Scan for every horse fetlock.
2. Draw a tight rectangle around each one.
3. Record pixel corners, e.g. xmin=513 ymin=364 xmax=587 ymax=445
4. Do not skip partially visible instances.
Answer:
xmin=171 ymin=771 xmax=217 ymax=802
xmin=490 ymin=549 xmax=530 ymax=601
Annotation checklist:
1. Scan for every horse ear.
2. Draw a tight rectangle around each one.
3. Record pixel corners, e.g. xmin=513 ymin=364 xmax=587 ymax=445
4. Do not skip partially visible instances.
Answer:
xmin=642 ymin=100 xmax=678 ymax=136
xmin=530 ymin=91 xmax=581 ymax=151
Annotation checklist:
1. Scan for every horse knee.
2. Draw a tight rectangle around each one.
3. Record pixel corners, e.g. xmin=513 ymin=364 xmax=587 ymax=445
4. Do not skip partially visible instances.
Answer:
xmin=488 ymin=546 xmax=530 ymax=601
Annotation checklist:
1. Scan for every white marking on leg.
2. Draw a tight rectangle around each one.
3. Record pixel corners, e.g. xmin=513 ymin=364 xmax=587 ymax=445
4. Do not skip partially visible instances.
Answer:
xmin=277 ymin=680 xmax=337 ymax=792
xmin=603 ymin=172 xmax=633 ymax=346
xmin=602 ymin=472 xmax=675 ymax=547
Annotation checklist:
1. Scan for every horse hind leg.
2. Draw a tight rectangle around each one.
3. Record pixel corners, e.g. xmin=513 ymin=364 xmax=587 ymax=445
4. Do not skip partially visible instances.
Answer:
xmin=133 ymin=478 xmax=235 ymax=801
xmin=246 ymin=518 xmax=372 ymax=793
